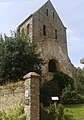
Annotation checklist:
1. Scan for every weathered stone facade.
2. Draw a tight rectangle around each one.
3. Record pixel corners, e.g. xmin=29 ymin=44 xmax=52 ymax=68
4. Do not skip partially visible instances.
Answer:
xmin=23 ymin=72 xmax=40 ymax=120
xmin=0 ymin=81 xmax=25 ymax=111
xmin=17 ymin=0 xmax=76 ymax=80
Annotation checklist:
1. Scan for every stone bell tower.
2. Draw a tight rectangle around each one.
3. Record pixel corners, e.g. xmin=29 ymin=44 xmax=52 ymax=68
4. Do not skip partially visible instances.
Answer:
xmin=17 ymin=0 xmax=76 ymax=80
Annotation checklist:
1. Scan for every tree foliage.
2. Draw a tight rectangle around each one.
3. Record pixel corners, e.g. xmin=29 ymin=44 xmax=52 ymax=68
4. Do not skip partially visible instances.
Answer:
xmin=61 ymin=85 xmax=83 ymax=104
xmin=0 ymin=32 xmax=43 ymax=84
xmin=75 ymin=67 xmax=84 ymax=94
xmin=41 ymin=103 xmax=64 ymax=120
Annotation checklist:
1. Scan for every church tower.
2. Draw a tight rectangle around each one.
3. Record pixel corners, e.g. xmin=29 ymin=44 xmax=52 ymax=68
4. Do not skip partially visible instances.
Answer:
xmin=17 ymin=0 xmax=75 ymax=80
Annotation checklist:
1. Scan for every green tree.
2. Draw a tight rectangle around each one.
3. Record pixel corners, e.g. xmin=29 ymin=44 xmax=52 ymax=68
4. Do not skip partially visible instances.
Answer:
xmin=61 ymin=85 xmax=83 ymax=104
xmin=0 ymin=32 xmax=43 ymax=84
xmin=0 ymin=34 xmax=4 ymax=83
xmin=75 ymin=67 xmax=84 ymax=94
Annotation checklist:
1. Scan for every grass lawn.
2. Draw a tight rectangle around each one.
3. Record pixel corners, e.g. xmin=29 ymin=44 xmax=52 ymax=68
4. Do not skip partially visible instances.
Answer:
xmin=64 ymin=104 xmax=84 ymax=120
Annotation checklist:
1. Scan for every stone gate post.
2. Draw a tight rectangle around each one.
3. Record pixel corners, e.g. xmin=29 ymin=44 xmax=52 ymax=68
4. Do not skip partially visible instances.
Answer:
xmin=23 ymin=72 xmax=40 ymax=120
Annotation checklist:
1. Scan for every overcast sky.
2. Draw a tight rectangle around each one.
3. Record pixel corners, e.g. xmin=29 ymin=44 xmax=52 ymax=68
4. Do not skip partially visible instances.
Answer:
xmin=0 ymin=0 xmax=84 ymax=68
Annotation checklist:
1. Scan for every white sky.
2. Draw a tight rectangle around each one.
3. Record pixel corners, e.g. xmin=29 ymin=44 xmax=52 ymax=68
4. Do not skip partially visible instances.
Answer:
xmin=0 ymin=0 xmax=84 ymax=68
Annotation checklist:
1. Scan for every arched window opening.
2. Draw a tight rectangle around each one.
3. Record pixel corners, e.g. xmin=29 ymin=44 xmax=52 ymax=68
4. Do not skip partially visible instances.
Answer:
xmin=48 ymin=59 xmax=56 ymax=72
xmin=27 ymin=24 xmax=30 ymax=34
xmin=55 ymin=29 xmax=57 ymax=39
xmin=46 ymin=9 xmax=48 ymax=16
xmin=43 ymin=25 xmax=46 ymax=35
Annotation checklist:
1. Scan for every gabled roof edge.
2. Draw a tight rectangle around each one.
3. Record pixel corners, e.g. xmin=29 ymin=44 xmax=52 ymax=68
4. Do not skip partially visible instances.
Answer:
xmin=17 ymin=0 xmax=50 ymax=28
xmin=18 ymin=14 xmax=33 ymax=28
xmin=17 ymin=0 xmax=65 ymax=29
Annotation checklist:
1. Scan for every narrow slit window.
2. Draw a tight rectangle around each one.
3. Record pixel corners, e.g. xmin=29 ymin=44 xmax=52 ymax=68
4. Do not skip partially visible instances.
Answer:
xmin=46 ymin=9 xmax=48 ymax=16
xmin=53 ymin=12 xmax=54 ymax=18
xmin=43 ymin=25 xmax=46 ymax=35
xmin=27 ymin=24 xmax=30 ymax=34
xmin=55 ymin=29 xmax=57 ymax=39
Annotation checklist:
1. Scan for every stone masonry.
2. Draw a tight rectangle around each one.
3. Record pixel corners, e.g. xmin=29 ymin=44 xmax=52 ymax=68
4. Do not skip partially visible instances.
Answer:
xmin=23 ymin=72 xmax=40 ymax=120
xmin=0 ymin=72 xmax=40 ymax=120
xmin=0 ymin=81 xmax=25 ymax=111
xmin=17 ymin=0 xmax=76 ymax=80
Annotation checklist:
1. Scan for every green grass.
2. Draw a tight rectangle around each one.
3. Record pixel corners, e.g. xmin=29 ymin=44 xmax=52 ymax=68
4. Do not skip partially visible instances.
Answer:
xmin=64 ymin=104 xmax=84 ymax=120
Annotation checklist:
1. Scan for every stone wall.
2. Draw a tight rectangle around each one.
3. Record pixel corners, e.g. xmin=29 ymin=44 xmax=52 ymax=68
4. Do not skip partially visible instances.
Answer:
xmin=0 ymin=81 xmax=25 ymax=111
xmin=32 ymin=1 xmax=76 ymax=78
xmin=0 ymin=72 xmax=40 ymax=120
xmin=33 ymin=0 xmax=67 ymax=55
xmin=18 ymin=16 xmax=33 ymax=40
xmin=37 ymin=40 xmax=75 ymax=80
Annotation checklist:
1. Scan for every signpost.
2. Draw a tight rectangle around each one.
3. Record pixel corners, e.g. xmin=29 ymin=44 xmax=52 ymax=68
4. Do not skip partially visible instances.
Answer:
xmin=51 ymin=96 xmax=59 ymax=107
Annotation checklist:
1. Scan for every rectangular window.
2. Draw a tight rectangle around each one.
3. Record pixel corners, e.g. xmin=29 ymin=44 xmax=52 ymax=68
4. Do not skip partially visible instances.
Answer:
xmin=55 ymin=29 xmax=57 ymax=39
xmin=27 ymin=24 xmax=30 ymax=34
xmin=53 ymin=12 xmax=54 ymax=18
xmin=46 ymin=9 xmax=48 ymax=16
xmin=43 ymin=25 xmax=46 ymax=35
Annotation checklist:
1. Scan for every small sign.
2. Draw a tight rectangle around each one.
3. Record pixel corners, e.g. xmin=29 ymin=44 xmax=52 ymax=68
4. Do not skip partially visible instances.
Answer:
xmin=25 ymin=90 xmax=29 ymax=97
xmin=51 ymin=97 xmax=59 ymax=101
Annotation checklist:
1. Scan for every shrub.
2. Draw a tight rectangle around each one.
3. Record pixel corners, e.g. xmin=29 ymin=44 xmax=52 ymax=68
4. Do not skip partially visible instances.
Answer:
xmin=40 ymin=107 xmax=49 ymax=120
xmin=41 ymin=71 xmax=74 ymax=106
xmin=0 ymin=111 xmax=2 ymax=120
xmin=41 ymin=103 xmax=65 ymax=120
xmin=75 ymin=67 xmax=84 ymax=94
xmin=0 ymin=105 xmax=26 ymax=120
xmin=61 ymin=85 xmax=83 ymax=104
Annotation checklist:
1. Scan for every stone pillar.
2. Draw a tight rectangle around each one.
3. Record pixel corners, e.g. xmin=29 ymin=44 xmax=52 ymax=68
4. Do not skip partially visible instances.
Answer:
xmin=23 ymin=72 xmax=40 ymax=120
